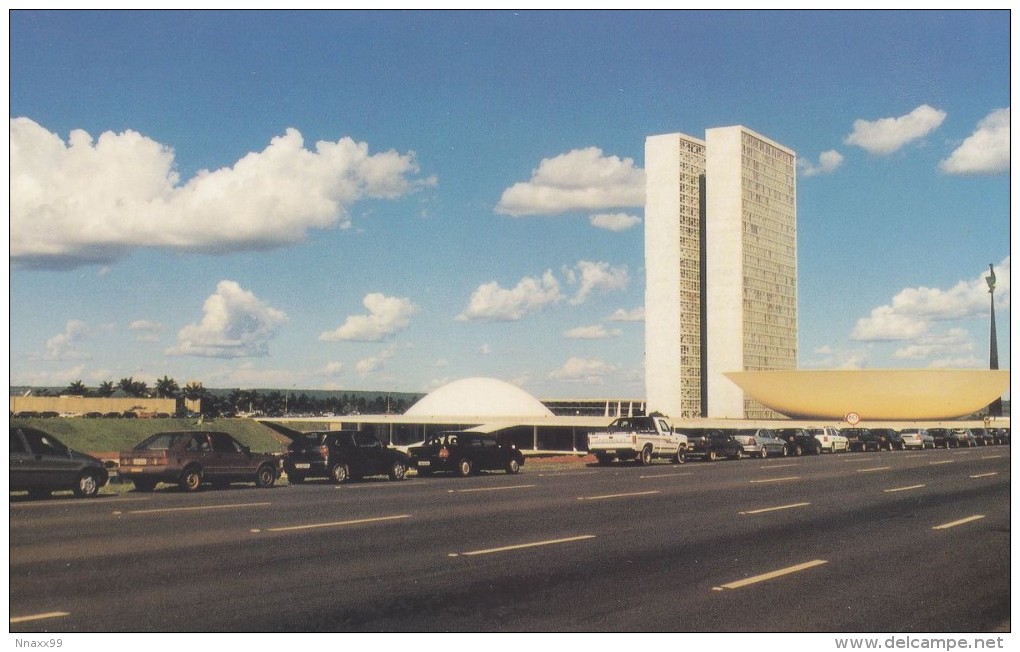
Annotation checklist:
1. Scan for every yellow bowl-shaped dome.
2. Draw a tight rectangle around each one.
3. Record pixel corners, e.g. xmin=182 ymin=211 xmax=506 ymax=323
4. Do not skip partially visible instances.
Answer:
xmin=725 ymin=369 xmax=1010 ymax=420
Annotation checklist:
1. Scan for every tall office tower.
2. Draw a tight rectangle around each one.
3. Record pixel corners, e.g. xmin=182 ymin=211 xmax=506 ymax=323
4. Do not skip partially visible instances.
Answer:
xmin=705 ymin=126 xmax=797 ymax=419
xmin=644 ymin=126 xmax=797 ymax=419
xmin=645 ymin=133 xmax=707 ymax=419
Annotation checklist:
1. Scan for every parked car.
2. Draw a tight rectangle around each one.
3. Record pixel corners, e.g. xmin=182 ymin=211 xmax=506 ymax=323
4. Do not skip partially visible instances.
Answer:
xmin=951 ymin=428 xmax=978 ymax=448
xmin=969 ymin=428 xmax=996 ymax=446
xmin=804 ymin=427 xmax=849 ymax=453
xmin=118 ymin=431 xmax=280 ymax=492
xmin=688 ymin=431 xmax=759 ymax=461
xmin=868 ymin=428 xmax=901 ymax=451
xmin=773 ymin=428 xmax=823 ymax=456
xmin=408 ymin=432 xmax=525 ymax=477
xmin=990 ymin=428 xmax=1010 ymax=445
xmin=283 ymin=430 xmax=409 ymax=484
xmin=10 ymin=426 xmax=109 ymax=498
xmin=841 ymin=428 xmax=872 ymax=452
xmin=930 ymin=428 xmax=974 ymax=448
xmin=728 ymin=428 xmax=787 ymax=458
xmin=898 ymin=429 xmax=931 ymax=450
xmin=681 ymin=429 xmax=726 ymax=461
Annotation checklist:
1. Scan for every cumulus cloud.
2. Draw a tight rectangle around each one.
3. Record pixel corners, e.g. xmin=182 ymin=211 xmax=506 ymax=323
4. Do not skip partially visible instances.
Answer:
xmin=10 ymin=118 xmax=434 ymax=269
xmin=940 ymin=108 xmax=1010 ymax=175
xmin=851 ymin=257 xmax=1009 ymax=342
xmin=130 ymin=320 xmax=163 ymax=342
xmin=167 ymin=281 xmax=289 ymax=358
xmin=319 ymin=361 xmax=345 ymax=376
xmin=45 ymin=320 xmax=89 ymax=360
xmin=566 ymin=260 xmax=629 ymax=305
xmin=495 ymin=147 xmax=645 ymax=216
xmin=798 ymin=150 xmax=844 ymax=177
xmin=356 ymin=348 xmax=395 ymax=376
xmin=549 ymin=357 xmax=616 ymax=384
xmin=608 ymin=307 xmax=645 ymax=322
xmin=844 ymin=104 xmax=947 ymax=155
xmin=893 ymin=328 xmax=975 ymax=361
xmin=589 ymin=212 xmax=641 ymax=231
xmin=457 ymin=270 xmax=562 ymax=322
xmin=564 ymin=325 xmax=621 ymax=339
xmin=320 ymin=293 xmax=419 ymax=342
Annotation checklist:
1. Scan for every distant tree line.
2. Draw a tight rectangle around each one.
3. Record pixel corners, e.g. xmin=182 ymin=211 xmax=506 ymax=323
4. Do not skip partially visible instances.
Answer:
xmin=49 ymin=377 xmax=420 ymax=418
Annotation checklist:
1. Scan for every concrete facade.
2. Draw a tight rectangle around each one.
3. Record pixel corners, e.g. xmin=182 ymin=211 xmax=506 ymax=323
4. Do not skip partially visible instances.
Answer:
xmin=646 ymin=125 xmax=797 ymax=419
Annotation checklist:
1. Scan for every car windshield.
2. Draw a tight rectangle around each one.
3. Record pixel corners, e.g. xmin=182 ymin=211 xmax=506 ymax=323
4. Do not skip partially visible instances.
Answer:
xmin=135 ymin=433 xmax=191 ymax=450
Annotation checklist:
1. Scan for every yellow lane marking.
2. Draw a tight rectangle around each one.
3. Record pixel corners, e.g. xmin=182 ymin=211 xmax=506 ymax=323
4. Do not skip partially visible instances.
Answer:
xmin=266 ymin=514 xmax=411 ymax=532
xmin=929 ymin=460 xmax=955 ymax=466
xmin=739 ymin=502 xmax=810 ymax=515
xmin=748 ymin=476 xmax=800 ymax=484
xmin=969 ymin=472 xmax=998 ymax=479
xmin=713 ymin=560 xmax=828 ymax=591
xmin=449 ymin=534 xmax=596 ymax=557
xmin=640 ymin=472 xmax=694 ymax=478
xmin=448 ymin=484 xmax=537 ymax=493
xmin=884 ymin=484 xmax=926 ymax=493
xmin=10 ymin=612 xmax=70 ymax=624
xmin=933 ymin=515 xmax=985 ymax=530
xmin=123 ymin=501 xmax=272 ymax=515
xmin=857 ymin=467 xmax=892 ymax=473
xmin=577 ymin=490 xmax=660 ymax=501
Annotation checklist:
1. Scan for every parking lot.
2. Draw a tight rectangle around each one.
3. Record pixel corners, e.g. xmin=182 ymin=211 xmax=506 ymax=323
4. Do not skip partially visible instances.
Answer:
xmin=9 ymin=445 xmax=1010 ymax=633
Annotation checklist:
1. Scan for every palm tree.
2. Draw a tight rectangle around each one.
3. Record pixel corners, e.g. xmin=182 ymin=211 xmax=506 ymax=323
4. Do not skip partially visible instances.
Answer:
xmin=118 ymin=377 xmax=149 ymax=398
xmin=64 ymin=380 xmax=88 ymax=396
xmin=154 ymin=375 xmax=180 ymax=399
xmin=97 ymin=381 xmax=116 ymax=397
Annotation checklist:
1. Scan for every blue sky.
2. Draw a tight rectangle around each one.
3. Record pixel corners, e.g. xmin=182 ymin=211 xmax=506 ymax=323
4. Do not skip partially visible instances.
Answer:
xmin=8 ymin=10 xmax=1011 ymax=400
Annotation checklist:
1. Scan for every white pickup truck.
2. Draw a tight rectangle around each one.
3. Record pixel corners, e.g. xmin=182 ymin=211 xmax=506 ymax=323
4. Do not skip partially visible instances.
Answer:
xmin=587 ymin=416 xmax=687 ymax=465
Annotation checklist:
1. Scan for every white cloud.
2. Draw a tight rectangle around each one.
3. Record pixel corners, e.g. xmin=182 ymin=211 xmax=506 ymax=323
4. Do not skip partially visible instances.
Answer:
xmin=549 ymin=357 xmax=616 ymax=384
xmin=356 ymin=348 xmax=395 ymax=376
xmin=589 ymin=212 xmax=641 ymax=232
xmin=478 ymin=344 xmax=492 ymax=355
xmin=567 ymin=260 xmax=629 ymax=305
xmin=608 ymin=307 xmax=645 ymax=322
xmin=798 ymin=150 xmax=844 ymax=177
xmin=9 ymin=118 xmax=434 ymax=269
xmin=495 ymin=147 xmax=645 ymax=216
xmin=130 ymin=320 xmax=163 ymax=342
xmin=940 ymin=108 xmax=1010 ymax=175
xmin=45 ymin=320 xmax=89 ymax=360
xmin=893 ymin=328 xmax=975 ymax=361
xmin=457 ymin=270 xmax=562 ymax=322
xmin=844 ymin=104 xmax=947 ymax=155
xmin=564 ymin=325 xmax=621 ymax=339
xmin=319 ymin=361 xmax=345 ymax=376
xmin=320 ymin=293 xmax=419 ymax=342
xmin=167 ymin=280 xmax=289 ymax=358
xmin=851 ymin=257 xmax=1009 ymax=342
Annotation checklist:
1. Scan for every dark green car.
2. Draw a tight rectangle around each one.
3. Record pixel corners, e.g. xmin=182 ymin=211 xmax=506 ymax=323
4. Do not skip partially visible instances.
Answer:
xmin=10 ymin=426 xmax=109 ymax=498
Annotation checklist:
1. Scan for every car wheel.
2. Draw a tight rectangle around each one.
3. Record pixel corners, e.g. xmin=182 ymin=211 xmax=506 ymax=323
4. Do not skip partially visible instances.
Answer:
xmin=759 ymin=446 xmax=768 ymax=459
xmin=330 ymin=463 xmax=350 ymax=484
xmin=706 ymin=449 xmax=717 ymax=462
xmin=506 ymin=458 xmax=521 ymax=474
xmin=732 ymin=447 xmax=744 ymax=460
xmin=255 ymin=465 xmax=276 ymax=488
xmin=73 ymin=472 xmax=101 ymax=498
xmin=389 ymin=461 xmax=407 ymax=481
xmin=781 ymin=445 xmax=788 ymax=457
xmin=132 ymin=479 xmax=157 ymax=492
xmin=673 ymin=447 xmax=686 ymax=464
xmin=636 ymin=445 xmax=653 ymax=466
xmin=791 ymin=444 xmax=801 ymax=456
xmin=288 ymin=472 xmax=304 ymax=484
xmin=179 ymin=466 xmax=203 ymax=492
xmin=456 ymin=458 xmax=473 ymax=477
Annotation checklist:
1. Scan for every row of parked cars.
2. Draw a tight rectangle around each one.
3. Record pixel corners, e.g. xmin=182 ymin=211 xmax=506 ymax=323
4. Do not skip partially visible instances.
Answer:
xmin=10 ymin=425 xmax=527 ymax=498
xmin=683 ymin=426 xmax=1010 ymax=461
xmin=10 ymin=422 xmax=1009 ymax=498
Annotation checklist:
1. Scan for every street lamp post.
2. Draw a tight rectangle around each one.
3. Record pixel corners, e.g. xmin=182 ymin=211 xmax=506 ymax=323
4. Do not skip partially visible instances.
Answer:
xmin=986 ymin=263 xmax=1002 ymax=418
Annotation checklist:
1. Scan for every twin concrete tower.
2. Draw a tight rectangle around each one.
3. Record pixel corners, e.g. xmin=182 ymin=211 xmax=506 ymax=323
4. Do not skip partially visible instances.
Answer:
xmin=645 ymin=126 xmax=798 ymax=419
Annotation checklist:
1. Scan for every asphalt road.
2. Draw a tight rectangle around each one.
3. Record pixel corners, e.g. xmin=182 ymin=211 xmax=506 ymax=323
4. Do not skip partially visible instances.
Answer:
xmin=9 ymin=446 xmax=1010 ymax=633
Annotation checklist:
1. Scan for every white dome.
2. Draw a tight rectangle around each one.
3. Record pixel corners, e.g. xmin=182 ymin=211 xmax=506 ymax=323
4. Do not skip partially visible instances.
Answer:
xmin=405 ymin=377 xmax=554 ymax=418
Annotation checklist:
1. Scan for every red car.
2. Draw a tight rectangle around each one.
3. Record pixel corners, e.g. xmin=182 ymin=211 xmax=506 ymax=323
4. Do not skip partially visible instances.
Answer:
xmin=119 ymin=431 xmax=280 ymax=492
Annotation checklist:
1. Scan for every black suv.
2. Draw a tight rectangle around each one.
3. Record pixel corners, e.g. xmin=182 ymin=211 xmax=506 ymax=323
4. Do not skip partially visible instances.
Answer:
xmin=284 ymin=430 xmax=410 ymax=484
xmin=10 ymin=426 xmax=109 ymax=498
xmin=408 ymin=432 xmax=525 ymax=477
